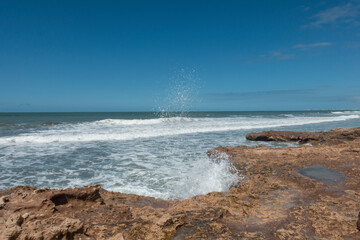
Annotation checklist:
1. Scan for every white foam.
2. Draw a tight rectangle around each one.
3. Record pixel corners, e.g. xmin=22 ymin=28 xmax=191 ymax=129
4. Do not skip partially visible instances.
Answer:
xmin=169 ymin=153 xmax=240 ymax=199
xmin=107 ymin=153 xmax=240 ymax=200
xmin=94 ymin=117 xmax=196 ymax=125
xmin=0 ymin=114 xmax=358 ymax=144
xmin=1 ymin=112 xmax=359 ymax=200
xmin=332 ymin=110 xmax=360 ymax=115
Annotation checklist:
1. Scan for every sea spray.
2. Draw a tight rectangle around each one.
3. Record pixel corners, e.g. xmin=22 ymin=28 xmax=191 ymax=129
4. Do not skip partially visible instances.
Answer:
xmin=169 ymin=152 xmax=240 ymax=200
xmin=156 ymin=68 xmax=200 ymax=117
xmin=149 ymin=68 xmax=240 ymax=199
xmin=1 ymin=111 xmax=359 ymax=199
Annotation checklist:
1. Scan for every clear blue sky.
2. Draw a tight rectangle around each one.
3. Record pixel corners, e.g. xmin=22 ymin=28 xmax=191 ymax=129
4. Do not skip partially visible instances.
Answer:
xmin=1 ymin=0 xmax=360 ymax=112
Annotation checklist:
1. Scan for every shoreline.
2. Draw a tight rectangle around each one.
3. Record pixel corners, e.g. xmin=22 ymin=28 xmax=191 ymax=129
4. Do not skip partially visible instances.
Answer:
xmin=1 ymin=127 xmax=360 ymax=239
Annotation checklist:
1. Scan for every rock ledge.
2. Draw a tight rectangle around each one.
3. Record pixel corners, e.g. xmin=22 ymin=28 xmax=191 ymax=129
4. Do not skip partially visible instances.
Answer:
xmin=1 ymin=127 xmax=360 ymax=239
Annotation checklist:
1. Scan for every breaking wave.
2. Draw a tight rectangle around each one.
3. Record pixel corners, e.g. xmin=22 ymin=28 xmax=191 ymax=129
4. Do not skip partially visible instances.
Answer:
xmin=331 ymin=110 xmax=360 ymax=115
xmin=1 ymin=111 xmax=359 ymax=200
xmin=0 ymin=114 xmax=358 ymax=144
xmin=95 ymin=117 xmax=196 ymax=125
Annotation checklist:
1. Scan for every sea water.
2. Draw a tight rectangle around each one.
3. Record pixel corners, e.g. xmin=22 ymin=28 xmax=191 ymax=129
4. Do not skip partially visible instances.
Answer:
xmin=0 ymin=111 xmax=359 ymax=199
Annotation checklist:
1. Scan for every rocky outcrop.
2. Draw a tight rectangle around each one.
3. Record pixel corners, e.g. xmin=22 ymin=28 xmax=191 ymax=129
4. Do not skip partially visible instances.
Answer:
xmin=246 ymin=127 xmax=360 ymax=144
xmin=1 ymin=127 xmax=360 ymax=239
xmin=246 ymin=130 xmax=321 ymax=143
xmin=0 ymin=186 xmax=104 ymax=240
xmin=43 ymin=121 xmax=62 ymax=125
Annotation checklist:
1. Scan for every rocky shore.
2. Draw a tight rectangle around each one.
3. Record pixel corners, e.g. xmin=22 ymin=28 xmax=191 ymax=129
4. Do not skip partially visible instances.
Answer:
xmin=1 ymin=127 xmax=360 ymax=239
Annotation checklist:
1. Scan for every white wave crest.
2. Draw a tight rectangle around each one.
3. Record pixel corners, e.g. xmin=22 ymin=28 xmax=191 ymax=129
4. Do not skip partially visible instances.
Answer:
xmin=0 ymin=114 xmax=358 ymax=144
xmin=331 ymin=110 xmax=360 ymax=115
xmin=94 ymin=117 xmax=195 ymax=125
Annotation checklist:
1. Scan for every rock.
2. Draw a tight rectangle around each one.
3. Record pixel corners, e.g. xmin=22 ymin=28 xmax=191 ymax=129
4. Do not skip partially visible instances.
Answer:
xmin=210 ymin=223 xmax=228 ymax=233
xmin=357 ymin=211 xmax=360 ymax=231
xmin=297 ymin=165 xmax=345 ymax=184
xmin=43 ymin=121 xmax=62 ymax=125
xmin=108 ymin=233 xmax=125 ymax=240
xmin=22 ymin=213 xmax=30 ymax=219
xmin=49 ymin=185 xmax=102 ymax=206
xmin=45 ymin=218 xmax=83 ymax=239
xmin=60 ymin=218 xmax=83 ymax=233
xmin=0 ymin=127 xmax=359 ymax=239
xmin=246 ymin=127 xmax=360 ymax=145
xmin=5 ymin=214 xmax=23 ymax=227
xmin=2 ymin=225 xmax=22 ymax=240
xmin=156 ymin=213 xmax=173 ymax=227
xmin=1 ymin=196 xmax=10 ymax=203
xmin=246 ymin=130 xmax=322 ymax=143
xmin=0 ymin=196 xmax=9 ymax=209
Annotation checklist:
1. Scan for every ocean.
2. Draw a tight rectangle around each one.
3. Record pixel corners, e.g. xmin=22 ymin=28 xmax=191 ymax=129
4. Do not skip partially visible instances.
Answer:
xmin=0 ymin=111 xmax=359 ymax=199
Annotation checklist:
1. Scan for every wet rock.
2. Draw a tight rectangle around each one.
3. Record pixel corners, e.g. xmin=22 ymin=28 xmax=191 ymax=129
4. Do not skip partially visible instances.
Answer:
xmin=298 ymin=165 xmax=345 ymax=184
xmin=43 ymin=121 xmax=62 ymax=125
xmin=246 ymin=130 xmax=322 ymax=143
xmin=246 ymin=127 xmax=360 ymax=145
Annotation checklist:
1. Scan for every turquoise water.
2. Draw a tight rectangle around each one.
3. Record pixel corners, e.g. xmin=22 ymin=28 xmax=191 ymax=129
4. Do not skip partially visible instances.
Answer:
xmin=0 ymin=110 xmax=359 ymax=199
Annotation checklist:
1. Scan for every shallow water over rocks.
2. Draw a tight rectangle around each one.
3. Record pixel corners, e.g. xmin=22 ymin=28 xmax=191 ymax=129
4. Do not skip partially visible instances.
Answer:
xmin=298 ymin=165 xmax=345 ymax=184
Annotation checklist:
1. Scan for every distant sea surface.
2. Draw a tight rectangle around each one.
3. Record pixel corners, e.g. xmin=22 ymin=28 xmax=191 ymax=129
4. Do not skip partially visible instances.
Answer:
xmin=0 ymin=111 xmax=359 ymax=199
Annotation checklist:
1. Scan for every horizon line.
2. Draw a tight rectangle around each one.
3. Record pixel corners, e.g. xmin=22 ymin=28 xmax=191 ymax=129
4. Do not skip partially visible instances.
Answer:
xmin=1 ymin=109 xmax=359 ymax=114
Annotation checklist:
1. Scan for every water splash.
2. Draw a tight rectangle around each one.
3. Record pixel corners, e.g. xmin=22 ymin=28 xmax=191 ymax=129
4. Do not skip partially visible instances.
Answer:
xmin=156 ymin=68 xmax=199 ymax=117
xmin=1 ymin=111 xmax=359 ymax=199
xmin=169 ymin=152 xmax=240 ymax=200
xmin=144 ymin=68 xmax=240 ymax=199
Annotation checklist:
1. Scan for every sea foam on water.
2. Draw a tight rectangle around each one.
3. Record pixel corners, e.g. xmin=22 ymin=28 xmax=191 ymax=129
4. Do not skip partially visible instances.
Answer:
xmin=1 ymin=112 xmax=359 ymax=199
xmin=1 ymin=76 xmax=360 ymax=200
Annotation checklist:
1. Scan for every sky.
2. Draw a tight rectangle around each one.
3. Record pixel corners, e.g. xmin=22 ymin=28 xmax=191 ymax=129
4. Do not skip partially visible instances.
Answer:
xmin=0 ymin=0 xmax=360 ymax=112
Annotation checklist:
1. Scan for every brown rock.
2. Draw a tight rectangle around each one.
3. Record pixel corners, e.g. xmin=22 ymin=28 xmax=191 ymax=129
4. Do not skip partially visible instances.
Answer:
xmin=0 ymin=127 xmax=359 ymax=239
xmin=60 ymin=218 xmax=83 ymax=233
xmin=49 ymin=185 xmax=102 ymax=206
xmin=156 ymin=213 xmax=173 ymax=227
xmin=246 ymin=130 xmax=321 ymax=143
xmin=1 ymin=196 xmax=10 ymax=203
xmin=2 ymin=225 xmax=22 ymax=240
xmin=5 ymin=214 xmax=23 ymax=227
xmin=0 ymin=196 xmax=9 ymax=209
xmin=108 ymin=233 xmax=125 ymax=240
xmin=44 ymin=218 xmax=83 ymax=239
xmin=246 ymin=127 xmax=360 ymax=145
xmin=22 ymin=213 xmax=30 ymax=219
xmin=43 ymin=121 xmax=62 ymax=125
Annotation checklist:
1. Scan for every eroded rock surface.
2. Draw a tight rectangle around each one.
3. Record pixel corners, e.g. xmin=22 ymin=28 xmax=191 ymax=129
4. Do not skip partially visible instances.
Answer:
xmin=1 ymin=127 xmax=360 ymax=239
xmin=245 ymin=127 xmax=360 ymax=144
